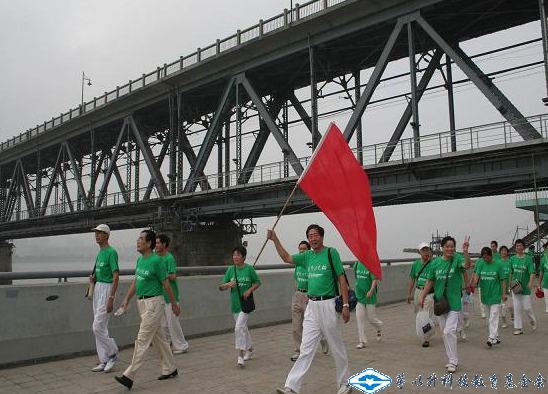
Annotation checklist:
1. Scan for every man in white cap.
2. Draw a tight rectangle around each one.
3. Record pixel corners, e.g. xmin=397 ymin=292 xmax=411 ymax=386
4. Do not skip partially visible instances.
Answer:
xmin=90 ymin=224 xmax=119 ymax=373
xmin=407 ymin=241 xmax=434 ymax=347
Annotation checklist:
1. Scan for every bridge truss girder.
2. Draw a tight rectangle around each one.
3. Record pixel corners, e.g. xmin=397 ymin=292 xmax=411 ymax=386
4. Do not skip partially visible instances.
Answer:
xmin=0 ymin=2 xmax=546 ymax=236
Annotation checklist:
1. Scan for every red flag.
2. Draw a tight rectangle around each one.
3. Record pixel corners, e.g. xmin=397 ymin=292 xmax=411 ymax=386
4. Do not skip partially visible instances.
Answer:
xmin=297 ymin=123 xmax=381 ymax=279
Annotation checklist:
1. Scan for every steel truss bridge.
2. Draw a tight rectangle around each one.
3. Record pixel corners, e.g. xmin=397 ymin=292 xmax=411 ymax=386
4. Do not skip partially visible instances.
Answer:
xmin=1 ymin=0 xmax=548 ymax=240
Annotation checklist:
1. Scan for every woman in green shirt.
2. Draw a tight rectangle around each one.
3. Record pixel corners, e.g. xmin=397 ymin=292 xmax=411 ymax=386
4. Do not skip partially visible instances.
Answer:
xmin=419 ymin=235 xmax=471 ymax=374
xmin=219 ymin=246 xmax=261 ymax=367
xmin=354 ymin=261 xmax=382 ymax=349
xmin=538 ymin=242 xmax=548 ymax=313
xmin=498 ymin=245 xmax=512 ymax=328
xmin=508 ymin=239 xmax=537 ymax=335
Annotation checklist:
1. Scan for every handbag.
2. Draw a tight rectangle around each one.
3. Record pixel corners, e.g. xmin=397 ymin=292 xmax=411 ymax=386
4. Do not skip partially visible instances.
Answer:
xmin=327 ymin=248 xmax=358 ymax=313
xmin=85 ymin=265 xmax=96 ymax=300
xmin=510 ymin=271 xmax=523 ymax=295
xmin=433 ymin=258 xmax=453 ymax=316
xmin=233 ymin=265 xmax=255 ymax=313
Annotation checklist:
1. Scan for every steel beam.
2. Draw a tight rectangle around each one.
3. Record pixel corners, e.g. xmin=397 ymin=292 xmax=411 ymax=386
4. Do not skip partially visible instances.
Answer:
xmin=96 ymin=119 xmax=128 ymax=208
xmin=144 ymin=137 xmax=170 ymax=201
xmin=169 ymin=93 xmax=177 ymax=195
xmin=17 ymin=160 xmax=35 ymax=214
xmin=129 ymin=116 xmax=168 ymax=198
xmin=224 ymin=121 xmax=230 ymax=188
xmin=309 ymin=42 xmax=319 ymax=149
xmin=288 ymin=93 xmax=313 ymax=134
xmin=184 ymin=77 xmax=236 ymax=193
xmin=58 ymin=163 xmax=74 ymax=213
xmin=343 ymin=19 xmax=404 ymax=141
xmin=112 ymin=163 xmax=130 ymax=204
xmin=35 ymin=151 xmax=41 ymax=211
xmin=3 ymin=163 xmax=20 ymax=220
xmin=539 ymin=0 xmax=548 ymax=101
xmin=416 ymin=16 xmax=541 ymax=140
xmin=408 ymin=22 xmax=421 ymax=157
xmin=178 ymin=128 xmax=210 ymax=190
xmin=379 ymin=49 xmax=443 ymax=163
xmin=445 ymin=54 xmax=457 ymax=151
xmin=40 ymin=145 xmax=63 ymax=216
xmin=237 ymin=95 xmax=285 ymax=185
xmin=238 ymin=74 xmax=304 ymax=176
xmin=353 ymin=70 xmax=363 ymax=165
xmin=65 ymin=141 xmax=89 ymax=210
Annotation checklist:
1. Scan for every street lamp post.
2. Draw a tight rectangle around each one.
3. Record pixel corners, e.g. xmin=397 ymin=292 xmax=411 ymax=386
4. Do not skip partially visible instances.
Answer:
xmin=81 ymin=72 xmax=92 ymax=110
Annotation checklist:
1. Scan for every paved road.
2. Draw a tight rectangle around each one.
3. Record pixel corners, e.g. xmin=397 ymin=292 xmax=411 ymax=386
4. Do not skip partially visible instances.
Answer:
xmin=1 ymin=295 xmax=546 ymax=393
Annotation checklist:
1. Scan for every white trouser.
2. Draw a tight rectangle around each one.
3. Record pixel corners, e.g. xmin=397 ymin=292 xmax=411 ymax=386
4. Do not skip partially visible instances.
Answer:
xmin=484 ymin=304 xmax=501 ymax=340
xmin=501 ymin=297 xmax=513 ymax=319
xmin=436 ymin=310 xmax=459 ymax=366
xmin=162 ymin=303 xmax=188 ymax=351
xmin=233 ymin=312 xmax=252 ymax=351
xmin=92 ymin=282 xmax=118 ymax=363
xmin=478 ymin=288 xmax=486 ymax=316
xmin=543 ymin=288 xmax=548 ymax=312
xmin=285 ymin=298 xmax=350 ymax=393
xmin=512 ymin=294 xmax=536 ymax=330
xmin=356 ymin=302 xmax=382 ymax=343
xmin=413 ymin=288 xmax=434 ymax=317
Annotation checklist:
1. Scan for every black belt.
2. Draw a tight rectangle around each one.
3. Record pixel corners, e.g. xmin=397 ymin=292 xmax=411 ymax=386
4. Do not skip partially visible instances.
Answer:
xmin=137 ymin=295 xmax=157 ymax=300
xmin=309 ymin=295 xmax=335 ymax=301
xmin=297 ymin=288 xmax=308 ymax=293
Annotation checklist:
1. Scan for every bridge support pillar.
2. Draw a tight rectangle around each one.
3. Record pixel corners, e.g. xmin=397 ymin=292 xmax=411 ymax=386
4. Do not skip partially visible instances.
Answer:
xmin=0 ymin=241 xmax=13 ymax=285
xmin=156 ymin=221 xmax=242 ymax=267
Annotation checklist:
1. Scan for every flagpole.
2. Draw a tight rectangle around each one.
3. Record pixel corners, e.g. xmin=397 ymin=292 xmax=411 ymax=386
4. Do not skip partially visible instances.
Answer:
xmin=252 ymin=182 xmax=299 ymax=267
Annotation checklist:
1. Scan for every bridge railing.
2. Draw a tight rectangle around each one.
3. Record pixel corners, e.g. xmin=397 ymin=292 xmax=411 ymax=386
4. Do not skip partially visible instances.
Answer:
xmin=515 ymin=186 xmax=548 ymax=203
xmin=0 ymin=0 xmax=345 ymax=154
xmin=5 ymin=114 xmax=548 ymax=223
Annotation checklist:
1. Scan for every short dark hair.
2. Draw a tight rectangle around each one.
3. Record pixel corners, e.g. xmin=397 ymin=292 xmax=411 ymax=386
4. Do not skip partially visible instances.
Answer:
xmin=141 ymin=229 xmax=156 ymax=250
xmin=514 ymin=239 xmax=525 ymax=247
xmin=543 ymin=242 xmax=548 ymax=249
xmin=490 ymin=240 xmax=498 ymax=247
xmin=441 ymin=236 xmax=456 ymax=247
xmin=157 ymin=234 xmax=170 ymax=248
xmin=529 ymin=245 xmax=535 ymax=250
xmin=306 ymin=224 xmax=324 ymax=238
xmin=499 ymin=245 xmax=509 ymax=253
xmin=481 ymin=247 xmax=492 ymax=257
xmin=299 ymin=240 xmax=311 ymax=250
xmin=232 ymin=245 xmax=247 ymax=258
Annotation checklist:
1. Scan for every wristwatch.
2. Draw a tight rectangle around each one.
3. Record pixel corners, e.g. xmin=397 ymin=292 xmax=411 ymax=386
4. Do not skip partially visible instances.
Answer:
xmin=343 ymin=303 xmax=350 ymax=308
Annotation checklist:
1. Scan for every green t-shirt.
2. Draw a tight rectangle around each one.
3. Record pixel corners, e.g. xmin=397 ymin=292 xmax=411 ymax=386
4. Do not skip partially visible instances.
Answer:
xmin=474 ymin=259 xmax=504 ymax=305
xmin=354 ymin=262 xmax=377 ymax=305
xmin=135 ymin=253 xmax=167 ymax=297
xmin=509 ymin=255 xmax=535 ymax=296
xmin=94 ymin=246 xmax=119 ymax=283
xmin=294 ymin=265 xmax=308 ymax=290
xmin=292 ymin=247 xmax=344 ymax=298
xmin=160 ymin=253 xmax=179 ymax=303
xmin=409 ymin=259 xmax=432 ymax=287
xmin=427 ymin=253 xmax=466 ymax=312
xmin=492 ymin=253 xmax=501 ymax=260
xmin=540 ymin=253 xmax=548 ymax=288
xmin=222 ymin=264 xmax=261 ymax=314
xmin=499 ymin=257 xmax=511 ymax=280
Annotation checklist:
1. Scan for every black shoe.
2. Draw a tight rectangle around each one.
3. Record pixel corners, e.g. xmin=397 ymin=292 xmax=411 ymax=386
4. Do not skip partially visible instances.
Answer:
xmin=158 ymin=369 xmax=178 ymax=380
xmin=486 ymin=340 xmax=493 ymax=348
xmin=422 ymin=341 xmax=430 ymax=348
xmin=115 ymin=375 xmax=133 ymax=389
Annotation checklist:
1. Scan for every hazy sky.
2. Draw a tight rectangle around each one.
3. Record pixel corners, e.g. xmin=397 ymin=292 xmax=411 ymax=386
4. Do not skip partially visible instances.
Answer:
xmin=1 ymin=1 xmax=546 ymax=266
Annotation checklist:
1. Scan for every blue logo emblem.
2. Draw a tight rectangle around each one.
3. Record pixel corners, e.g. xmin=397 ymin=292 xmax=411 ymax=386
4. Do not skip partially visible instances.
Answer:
xmin=348 ymin=368 xmax=392 ymax=394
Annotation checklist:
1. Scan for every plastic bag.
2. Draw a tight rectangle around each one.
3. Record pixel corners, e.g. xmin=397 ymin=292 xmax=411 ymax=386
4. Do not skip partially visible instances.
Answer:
xmin=416 ymin=309 xmax=436 ymax=341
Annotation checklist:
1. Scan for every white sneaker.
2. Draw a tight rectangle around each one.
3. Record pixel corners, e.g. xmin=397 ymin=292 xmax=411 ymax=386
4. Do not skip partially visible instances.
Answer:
xmin=243 ymin=350 xmax=253 ymax=361
xmin=513 ymin=329 xmax=523 ymax=335
xmin=501 ymin=318 xmax=508 ymax=328
xmin=237 ymin=356 xmax=244 ymax=366
xmin=276 ymin=387 xmax=298 ymax=394
xmin=290 ymin=352 xmax=300 ymax=361
xmin=91 ymin=363 xmax=106 ymax=372
xmin=321 ymin=341 xmax=329 ymax=354
xmin=445 ymin=363 xmax=457 ymax=373
xmin=103 ymin=355 xmax=118 ymax=373
xmin=376 ymin=331 xmax=383 ymax=342
xmin=337 ymin=383 xmax=353 ymax=394
xmin=531 ymin=320 xmax=537 ymax=331
xmin=356 ymin=342 xmax=366 ymax=349
xmin=464 ymin=318 xmax=470 ymax=328
xmin=173 ymin=348 xmax=187 ymax=354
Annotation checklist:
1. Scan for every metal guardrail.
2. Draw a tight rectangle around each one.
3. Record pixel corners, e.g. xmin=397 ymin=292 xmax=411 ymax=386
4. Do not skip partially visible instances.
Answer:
xmin=515 ymin=186 xmax=548 ymax=203
xmin=0 ymin=0 xmax=348 ymax=154
xmin=0 ymin=259 xmax=415 ymax=282
xmin=8 ymin=113 xmax=548 ymax=223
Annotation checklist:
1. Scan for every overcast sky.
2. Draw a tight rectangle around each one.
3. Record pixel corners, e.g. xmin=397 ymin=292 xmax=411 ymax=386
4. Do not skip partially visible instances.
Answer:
xmin=1 ymin=1 xmax=546 ymax=267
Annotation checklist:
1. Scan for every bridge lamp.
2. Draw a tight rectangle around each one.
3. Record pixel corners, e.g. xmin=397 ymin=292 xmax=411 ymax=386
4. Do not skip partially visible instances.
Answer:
xmin=81 ymin=72 xmax=92 ymax=109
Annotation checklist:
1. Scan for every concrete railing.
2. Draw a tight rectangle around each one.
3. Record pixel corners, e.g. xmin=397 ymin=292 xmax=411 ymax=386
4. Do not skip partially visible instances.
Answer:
xmin=0 ymin=264 xmax=410 ymax=367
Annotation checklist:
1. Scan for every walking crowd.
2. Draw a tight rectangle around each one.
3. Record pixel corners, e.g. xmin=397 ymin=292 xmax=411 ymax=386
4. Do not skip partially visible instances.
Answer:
xmin=87 ymin=223 xmax=548 ymax=393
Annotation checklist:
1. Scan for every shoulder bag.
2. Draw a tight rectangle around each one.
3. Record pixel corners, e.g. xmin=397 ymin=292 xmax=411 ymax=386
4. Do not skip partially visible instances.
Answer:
xmin=510 ymin=266 xmax=523 ymax=295
xmin=328 ymin=248 xmax=358 ymax=313
xmin=85 ymin=265 xmax=96 ymax=300
xmin=234 ymin=265 xmax=256 ymax=313
xmin=416 ymin=260 xmax=434 ymax=294
xmin=433 ymin=258 xmax=453 ymax=316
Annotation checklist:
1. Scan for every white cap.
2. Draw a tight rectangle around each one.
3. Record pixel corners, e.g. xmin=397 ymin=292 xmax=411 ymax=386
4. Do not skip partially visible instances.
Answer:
xmin=91 ymin=224 xmax=111 ymax=235
xmin=418 ymin=242 xmax=430 ymax=250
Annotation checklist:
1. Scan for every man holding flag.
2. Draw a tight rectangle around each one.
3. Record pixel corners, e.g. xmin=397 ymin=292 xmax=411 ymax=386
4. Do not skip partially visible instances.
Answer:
xmin=269 ymin=225 xmax=352 ymax=394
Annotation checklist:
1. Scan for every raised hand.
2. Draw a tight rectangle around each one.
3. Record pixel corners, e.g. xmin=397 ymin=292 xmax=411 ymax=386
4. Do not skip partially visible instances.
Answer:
xmin=462 ymin=236 xmax=470 ymax=253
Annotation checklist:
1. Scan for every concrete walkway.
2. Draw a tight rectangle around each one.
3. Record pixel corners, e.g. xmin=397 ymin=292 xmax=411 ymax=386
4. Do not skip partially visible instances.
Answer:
xmin=1 ymin=295 xmax=547 ymax=394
